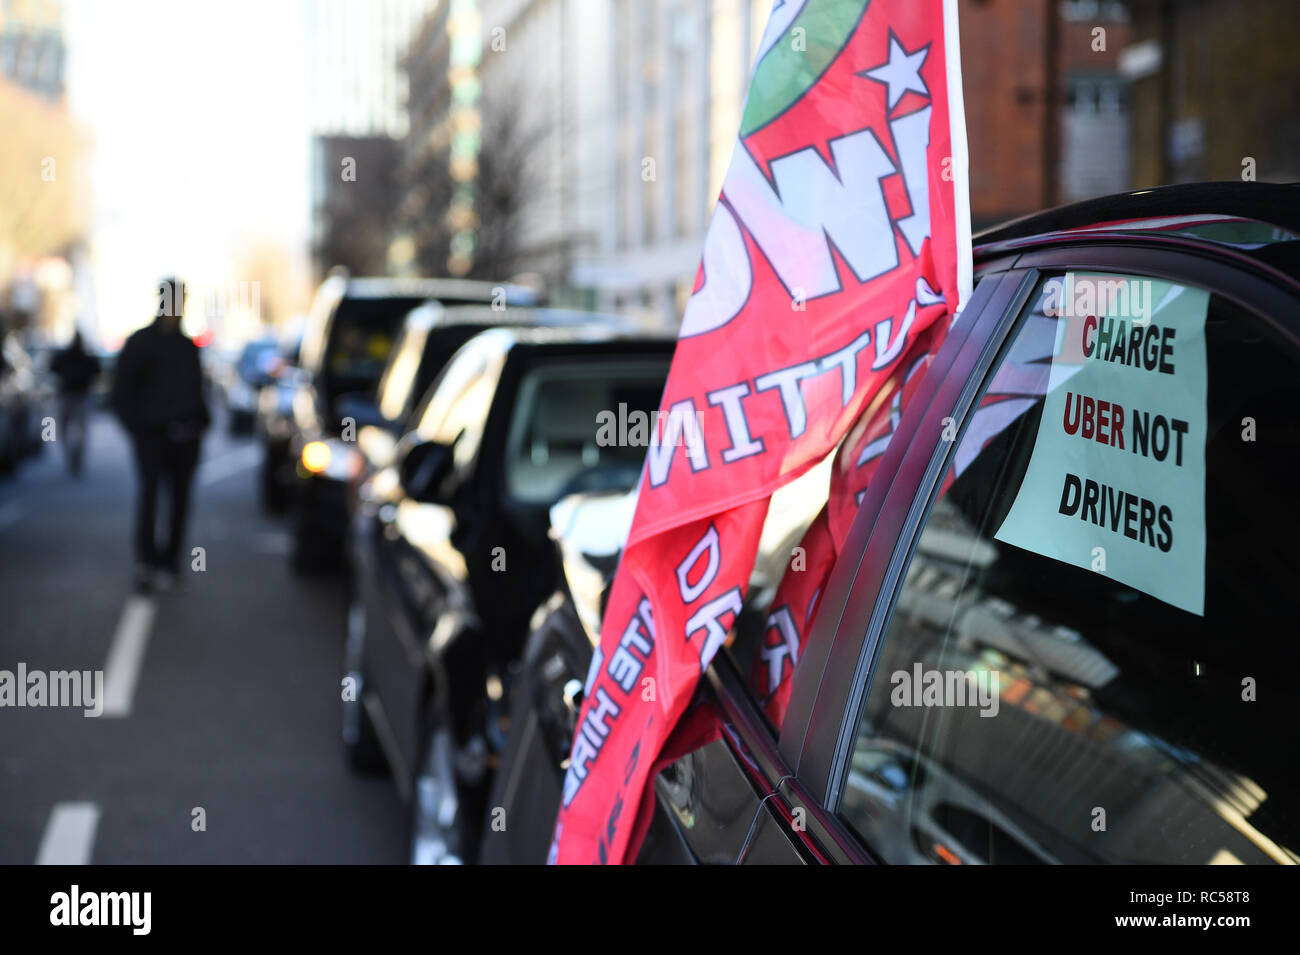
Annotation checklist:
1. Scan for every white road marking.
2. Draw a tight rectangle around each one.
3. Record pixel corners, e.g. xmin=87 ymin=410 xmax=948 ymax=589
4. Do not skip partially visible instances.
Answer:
xmin=198 ymin=444 xmax=260 ymax=487
xmin=36 ymin=802 xmax=101 ymax=865
xmin=101 ymin=595 xmax=157 ymax=718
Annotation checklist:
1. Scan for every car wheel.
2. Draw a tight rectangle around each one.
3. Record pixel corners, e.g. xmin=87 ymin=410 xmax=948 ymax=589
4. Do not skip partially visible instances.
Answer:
xmin=259 ymin=450 xmax=289 ymax=514
xmin=291 ymin=510 xmax=328 ymax=573
xmin=342 ymin=599 xmax=387 ymax=775
xmin=409 ymin=709 xmax=463 ymax=865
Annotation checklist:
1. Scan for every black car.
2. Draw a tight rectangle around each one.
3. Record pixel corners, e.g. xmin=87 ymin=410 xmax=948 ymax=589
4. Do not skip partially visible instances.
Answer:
xmin=485 ymin=182 xmax=1300 ymax=865
xmin=223 ymin=336 xmax=281 ymax=434
xmin=343 ymin=324 xmax=675 ymax=863
xmin=255 ymin=332 xmax=304 ymax=512
xmin=339 ymin=303 xmax=637 ymax=519
xmin=0 ymin=333 xmax=47 ymax=474
xmin=282 ymin=274 xmax=541 ymax=569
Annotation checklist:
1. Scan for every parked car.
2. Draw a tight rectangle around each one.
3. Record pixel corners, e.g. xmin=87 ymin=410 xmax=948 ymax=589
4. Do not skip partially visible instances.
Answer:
xmin=282 ymin=275 xmax=541 ymax=570
xmin=342 ymin=324 xmax=676 ymax=863
xmin=255 ymin=333 xmax=304 ymax=513
xmin=338 ymin=303 xmax=638 ymax=515
xmin=482 ymin=182 xmax=1300 ymax=865
xmin=0 ymin=333 xmax=47 ymax=474
xmin=222 ymin=336 xmax=281 ymax=433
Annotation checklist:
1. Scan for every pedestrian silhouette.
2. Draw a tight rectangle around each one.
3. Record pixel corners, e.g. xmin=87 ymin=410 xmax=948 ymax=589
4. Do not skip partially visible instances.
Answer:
xmin=50 ymin=330 xmax=100 ymax=477
xmin=110 ymin=278 xmax=211 ymax=593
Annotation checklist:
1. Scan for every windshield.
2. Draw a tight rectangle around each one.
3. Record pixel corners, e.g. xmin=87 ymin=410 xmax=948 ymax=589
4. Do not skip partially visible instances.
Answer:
xmin=504 ymin=360 xmax=671 ymax=504
xmin=237 ymin=340 xmax=279 ymax=380
xmin=323 ymin=296 xmax=425 ymax=401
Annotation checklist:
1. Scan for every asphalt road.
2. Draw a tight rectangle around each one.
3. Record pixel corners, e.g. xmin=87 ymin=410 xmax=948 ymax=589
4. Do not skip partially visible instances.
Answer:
xmin=0 ymin=406 xmax=407 ymax=863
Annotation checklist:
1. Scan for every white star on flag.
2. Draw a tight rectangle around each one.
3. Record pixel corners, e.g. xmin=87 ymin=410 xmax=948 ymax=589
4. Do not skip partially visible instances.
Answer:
xmin=860 ymin=34 xmax=929 ymax=108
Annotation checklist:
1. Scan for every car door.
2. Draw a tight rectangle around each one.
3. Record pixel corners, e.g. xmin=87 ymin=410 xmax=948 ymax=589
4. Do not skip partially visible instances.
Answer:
xmin=361 ymin=341 xmax=505 ymax=790
xmin=783 ymin=247 xmax=1300 ymax=864
xmin=589 ymin=268 xmax=1022 ymax=865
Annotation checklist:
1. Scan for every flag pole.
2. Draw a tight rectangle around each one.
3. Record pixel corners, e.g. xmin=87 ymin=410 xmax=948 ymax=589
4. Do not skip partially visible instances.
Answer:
xmin=944 ymin=0 xmax=973 ymax=314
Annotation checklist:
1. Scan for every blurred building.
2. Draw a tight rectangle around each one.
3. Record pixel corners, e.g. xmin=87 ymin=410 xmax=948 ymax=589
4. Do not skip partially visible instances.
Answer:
xmin=312 ymin=135 xmax=402 ymax=277
xmin=0 ymin=0 xmax=65 ymax=102
xmin=470 ymin=0 xmax=1137 ymax=319
xmin=960 ymin=0 xmax=1133 ymax=229
xmin=307 ymin=0 xmax=437 ymax=278
xmin=0 ymin=0 xmax=79 ymax=340
xmin=566 ymin=0 xmax=771 ymax=323
xmin=391 ymin=3 xmax=452 ymax=279
xmin=1124 ymin=0 xmax=1300 ymax=187
xmin=394 ymin=0 xmax=489 ymax=279
xmin=306 ymin=0 xmax=435 ymax=138
xmin=463 ymin=0 xmax=769 ymax=324
xmin=392 ymin=0 xmax=1300 ymax=324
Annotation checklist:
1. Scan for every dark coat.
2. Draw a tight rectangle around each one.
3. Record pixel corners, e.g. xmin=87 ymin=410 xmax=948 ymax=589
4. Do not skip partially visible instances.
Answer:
xmin=51 ymin=345 xmax=100 ymax=395
xmin=111 ymin=320 xmax=211 ymax=439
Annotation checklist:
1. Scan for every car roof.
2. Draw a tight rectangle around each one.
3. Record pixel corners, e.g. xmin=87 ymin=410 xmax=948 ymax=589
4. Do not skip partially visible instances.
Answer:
xmin=974 ymin=182 xmax=1300 ymax=281
xmin=492 ymin=323 xmax=677 ymax=351
xmin=404 ymin=302 xmax=637 ymax=334
xmin=447 ymin=324 xmax=677 ymax=366
xmin=340 ymin=276 xmax=541 ymax=305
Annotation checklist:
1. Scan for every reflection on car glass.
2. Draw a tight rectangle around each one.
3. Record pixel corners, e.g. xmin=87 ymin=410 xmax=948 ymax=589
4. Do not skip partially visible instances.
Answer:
xmin=840 ymin=276 xmax=1300 ymax=866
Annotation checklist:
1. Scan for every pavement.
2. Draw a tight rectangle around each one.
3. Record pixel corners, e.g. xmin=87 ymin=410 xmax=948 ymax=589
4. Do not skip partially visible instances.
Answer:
xmin=0 ymin=406 xmax=407 ymax=863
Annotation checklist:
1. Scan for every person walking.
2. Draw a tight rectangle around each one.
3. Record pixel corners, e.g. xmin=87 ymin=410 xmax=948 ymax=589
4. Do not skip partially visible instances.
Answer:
xmin=50 ymin=331 xmax=100 ymax=476
xmin=111 ymin=278 xmax=211 ymax=593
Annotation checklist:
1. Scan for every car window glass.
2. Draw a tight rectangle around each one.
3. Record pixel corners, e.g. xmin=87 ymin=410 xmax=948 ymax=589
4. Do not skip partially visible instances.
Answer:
xmin=324 ymin=297 xmax=423 ymax=397
xmin=504 ymin=360 xmax=669 ymax=505
xmin=406 ymin=326 xmax=487 ymax=425
xmin=414 ymin=334 xmax=508 ymax=474
xmin=839 ymin=271 xmax=1300 ymax=865
xmin=376 ymin=324 xmax=427 ymax=422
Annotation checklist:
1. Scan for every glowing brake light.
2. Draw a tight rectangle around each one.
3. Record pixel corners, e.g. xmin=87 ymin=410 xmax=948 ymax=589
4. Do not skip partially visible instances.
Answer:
xmin=302 ymin=441 xmax=331 ymax=474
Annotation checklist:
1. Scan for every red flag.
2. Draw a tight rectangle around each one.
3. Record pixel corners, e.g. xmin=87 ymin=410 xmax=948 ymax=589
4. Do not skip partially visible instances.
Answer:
xmin=550 ymin=0 xmax=971 ymax=865
xmin=754 ymin=322 xmax=945 ymax=727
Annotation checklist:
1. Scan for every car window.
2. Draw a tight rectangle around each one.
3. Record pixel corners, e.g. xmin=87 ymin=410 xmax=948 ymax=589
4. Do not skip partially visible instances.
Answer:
xmin=503 ymin=360 xmax=670 ymax=505
xmin=413 ymin=333 xmax=508 ymax=476
xmin=237 ymin=340 xmax=278 ymax=380
xmin=838 ymin=270 xmax=1300 ymax=865
xmin=404 ymin=326 xmax=486 ymax=425
xmin=376 ymin=324 xmax=428 ymax=422
xmin=323 ymin=297 xmax=424 ymax=398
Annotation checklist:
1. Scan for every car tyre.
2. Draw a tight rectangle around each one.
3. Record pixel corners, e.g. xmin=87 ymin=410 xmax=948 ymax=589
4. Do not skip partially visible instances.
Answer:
xmin=259 ymin=450 xmax=289 ymax=514
xmin=291 ymin=510 xmax=328 ymax=573
xmin=409 ymin=706 xmax=463 ymax=865
xmin=342 ymin=599 xmax=387 ymax=775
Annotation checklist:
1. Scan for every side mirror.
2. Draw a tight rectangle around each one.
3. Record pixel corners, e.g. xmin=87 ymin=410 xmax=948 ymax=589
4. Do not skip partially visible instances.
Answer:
xmin=398 ymin=440 xmax=453 ymax=502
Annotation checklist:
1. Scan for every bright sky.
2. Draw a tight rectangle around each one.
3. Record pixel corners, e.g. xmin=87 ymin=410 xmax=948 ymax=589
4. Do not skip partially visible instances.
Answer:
xmin=65 ymin=0 xmax=311 ymax=346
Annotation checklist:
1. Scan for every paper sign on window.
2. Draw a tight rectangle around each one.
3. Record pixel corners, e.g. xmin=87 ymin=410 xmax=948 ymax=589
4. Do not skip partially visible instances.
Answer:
xmin=995 ymin=272 xmax=1208 ymax=616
